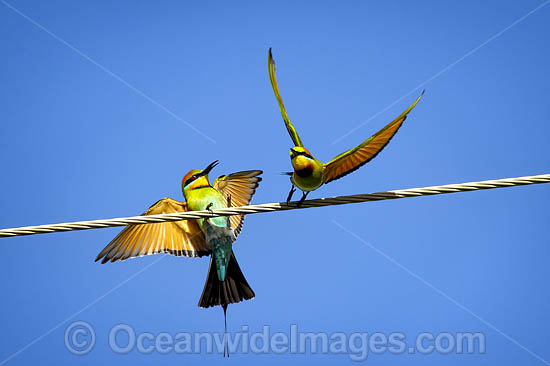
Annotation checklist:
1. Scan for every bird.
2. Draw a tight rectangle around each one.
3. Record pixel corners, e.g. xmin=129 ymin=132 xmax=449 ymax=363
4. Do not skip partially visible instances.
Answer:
xmin=267 ymin=48 xmax=424 ymax=205
xmin=95 ymin=160 xmax=262 ymax=340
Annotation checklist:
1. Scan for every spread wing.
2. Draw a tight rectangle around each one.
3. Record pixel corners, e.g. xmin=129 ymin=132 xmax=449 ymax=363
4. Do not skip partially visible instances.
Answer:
xmin=213 ymin=170 xmax=262 ymax=237
xmin=323 ymin=91 xmax=424 ymax=184
xmin=268 ymin=48 xmax=303 ymax=147
xmin=95 ymin=198 xmax=210 ymax=264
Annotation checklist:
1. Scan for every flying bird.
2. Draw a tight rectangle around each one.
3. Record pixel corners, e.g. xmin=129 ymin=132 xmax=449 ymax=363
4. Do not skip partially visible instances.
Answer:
xmin=267 ymin=48 xmax=423 ymax=205
xmin=95 ymin=161 xmax=262 ymax=332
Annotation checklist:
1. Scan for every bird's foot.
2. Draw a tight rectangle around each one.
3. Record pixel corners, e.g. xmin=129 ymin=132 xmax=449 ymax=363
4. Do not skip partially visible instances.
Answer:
xmin=225 ymin=195 xmax=233 ymax=230
xmin=296 ymin=191 xmax=309 ymax=207
xmin=286 ymin=185 xmax=296 ymax=205
xmin=205 ymin=202 xmax=214 ymax=222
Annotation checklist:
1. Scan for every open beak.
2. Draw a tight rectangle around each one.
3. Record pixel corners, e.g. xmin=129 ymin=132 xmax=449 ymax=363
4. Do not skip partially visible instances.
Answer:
xmin=201 ymin=160 xmax=219 ymax=176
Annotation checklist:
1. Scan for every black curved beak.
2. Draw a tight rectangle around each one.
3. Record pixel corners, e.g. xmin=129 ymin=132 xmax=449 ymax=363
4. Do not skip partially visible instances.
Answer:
xmin=201 ymin=160 xmax=219 ymax=176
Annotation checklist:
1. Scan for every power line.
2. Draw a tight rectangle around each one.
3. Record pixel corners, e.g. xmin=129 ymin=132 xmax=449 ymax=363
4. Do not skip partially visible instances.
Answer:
xmin=1 ymin=173 xmax=548 ymax=238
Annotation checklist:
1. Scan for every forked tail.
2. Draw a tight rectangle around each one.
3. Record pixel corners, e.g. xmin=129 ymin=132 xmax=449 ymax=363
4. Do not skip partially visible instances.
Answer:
xmin=198 ymin=252 xmax=255 ymax=357
xmin=198 ymin=252 xmax=255 ymax=309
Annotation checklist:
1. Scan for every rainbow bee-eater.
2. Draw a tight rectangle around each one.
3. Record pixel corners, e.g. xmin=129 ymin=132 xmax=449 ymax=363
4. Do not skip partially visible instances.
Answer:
xmin=95 ymin=161 xmax=262 ymax=325
xmin=268 ymin=48 xmax=423 ymax=205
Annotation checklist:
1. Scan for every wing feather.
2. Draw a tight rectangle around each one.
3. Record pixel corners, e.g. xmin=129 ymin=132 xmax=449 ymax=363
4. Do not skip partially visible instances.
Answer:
xmin=136 ymin=223 xmax=153 ymax=257
xmin=95 ymin=198 xmax=209 ymax=263
xmin=323 ymin=92 xmax=424 ymax=184
xmin=213 ymin=170 xmax=262 ymax=238
xmin=268 ymin=48 xmax=304 ymax=147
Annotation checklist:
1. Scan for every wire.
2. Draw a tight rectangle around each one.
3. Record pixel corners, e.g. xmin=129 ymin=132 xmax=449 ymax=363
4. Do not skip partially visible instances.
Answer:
xmin=1 ymin=173 xmax=548 ymax=238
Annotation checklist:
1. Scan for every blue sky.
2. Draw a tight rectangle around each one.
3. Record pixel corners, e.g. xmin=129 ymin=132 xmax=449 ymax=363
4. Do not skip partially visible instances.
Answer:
xmin=1 ymin=0 xmax=549 ymax=364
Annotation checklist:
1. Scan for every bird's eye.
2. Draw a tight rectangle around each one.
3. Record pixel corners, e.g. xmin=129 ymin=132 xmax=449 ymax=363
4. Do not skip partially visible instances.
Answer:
xmin=184 ymin=175 xmax=198 ymax=187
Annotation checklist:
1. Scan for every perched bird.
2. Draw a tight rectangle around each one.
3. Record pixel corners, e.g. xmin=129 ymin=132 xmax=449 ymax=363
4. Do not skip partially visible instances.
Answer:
xmin=95 ymin=161 xmax=262 ymax=329
xmin=268 ymin=48 xmax=424 ymax=205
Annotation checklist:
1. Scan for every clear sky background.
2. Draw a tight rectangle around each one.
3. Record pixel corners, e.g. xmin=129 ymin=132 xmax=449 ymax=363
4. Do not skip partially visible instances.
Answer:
xmin=1 ymin=0 xmax=549 ymax=364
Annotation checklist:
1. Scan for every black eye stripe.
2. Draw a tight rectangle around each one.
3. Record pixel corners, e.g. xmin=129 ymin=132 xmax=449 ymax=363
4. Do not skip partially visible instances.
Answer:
xmin=293 ymin=151 xmax=313 ymax=159
xmin=184 ymin=175 xmax=198 ymax=187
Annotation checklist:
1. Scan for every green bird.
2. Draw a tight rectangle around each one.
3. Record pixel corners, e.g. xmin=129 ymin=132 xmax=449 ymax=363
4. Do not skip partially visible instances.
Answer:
xmin=95 ymin=161 xmax=262 ymax=327
xmin=268 ymin=48 xmax=424 ymax=205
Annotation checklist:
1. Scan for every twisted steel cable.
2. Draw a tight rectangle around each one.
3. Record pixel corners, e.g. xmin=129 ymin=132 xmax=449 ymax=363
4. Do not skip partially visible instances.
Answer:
xmin=1 ymin=173 xmax=548 ymax=238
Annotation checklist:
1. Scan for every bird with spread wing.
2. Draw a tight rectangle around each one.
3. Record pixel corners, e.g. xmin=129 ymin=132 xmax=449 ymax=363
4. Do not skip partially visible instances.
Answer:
xmin=96 ymin=161 xmax=262 ymax=331
xmin=268 ymin=48 xmax=424 ymax=205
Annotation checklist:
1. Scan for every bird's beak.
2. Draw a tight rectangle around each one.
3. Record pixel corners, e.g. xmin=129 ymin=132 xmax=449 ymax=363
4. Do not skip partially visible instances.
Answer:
xmin=201 ymin=160 xmax=219 ymax=176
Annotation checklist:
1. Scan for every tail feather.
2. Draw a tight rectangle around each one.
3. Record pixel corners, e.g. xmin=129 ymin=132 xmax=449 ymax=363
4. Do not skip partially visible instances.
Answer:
xmin=198 ymin=252 xmax=255 ymax=308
